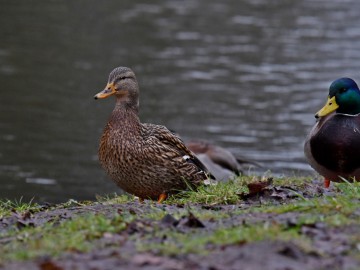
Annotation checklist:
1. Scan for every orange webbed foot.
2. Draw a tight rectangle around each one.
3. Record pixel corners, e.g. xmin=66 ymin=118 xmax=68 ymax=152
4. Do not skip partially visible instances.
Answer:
xmin=324 ymin=178 xmax=331 ymax=188
xmin=157 ymin=193 xmax=167 ymax=203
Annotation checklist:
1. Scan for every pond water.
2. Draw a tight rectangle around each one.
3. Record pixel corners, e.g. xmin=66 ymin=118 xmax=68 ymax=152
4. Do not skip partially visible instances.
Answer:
xmin=1 ymin=0 xmax=360 ymax=202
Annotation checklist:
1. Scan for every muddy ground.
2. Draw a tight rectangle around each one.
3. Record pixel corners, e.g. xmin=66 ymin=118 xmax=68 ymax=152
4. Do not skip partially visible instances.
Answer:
xmin=1 ymin=179 xmax=359 ymax=270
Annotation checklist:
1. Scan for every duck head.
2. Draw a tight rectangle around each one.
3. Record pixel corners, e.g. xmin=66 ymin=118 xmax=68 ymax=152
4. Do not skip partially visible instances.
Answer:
xmin=94 ymin=67 xmax=139 ymax=110
xmin=315 ymin=78 xmax=360 ymax=118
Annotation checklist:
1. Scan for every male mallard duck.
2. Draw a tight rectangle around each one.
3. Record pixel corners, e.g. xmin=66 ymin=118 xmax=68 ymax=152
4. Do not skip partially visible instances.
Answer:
xmin=94 ymin=67 xmax=213 ymax=202
xmin=304 ymin=78 xmax=360 ymax=187
xmin=186 ymin=140 xmax=259 ymax=181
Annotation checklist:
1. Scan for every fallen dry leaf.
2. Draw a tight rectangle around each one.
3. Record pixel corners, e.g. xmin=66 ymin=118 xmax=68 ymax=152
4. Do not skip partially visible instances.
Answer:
xmin=239 ymin=178 xmax=273 ymax=199
xmin=39 ymin=259 xmax=63 ymax=270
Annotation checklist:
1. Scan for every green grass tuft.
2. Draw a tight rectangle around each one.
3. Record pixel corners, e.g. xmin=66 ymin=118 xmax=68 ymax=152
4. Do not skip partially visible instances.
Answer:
xmin=166 ymin=177 xmax=250 ymax=205
xmin=0 ymin=198 xmax=38 ymax=219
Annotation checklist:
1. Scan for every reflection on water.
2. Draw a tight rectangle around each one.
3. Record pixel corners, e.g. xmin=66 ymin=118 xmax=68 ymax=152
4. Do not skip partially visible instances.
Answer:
xmin=1 ymin=0 xmax=360 ymax=202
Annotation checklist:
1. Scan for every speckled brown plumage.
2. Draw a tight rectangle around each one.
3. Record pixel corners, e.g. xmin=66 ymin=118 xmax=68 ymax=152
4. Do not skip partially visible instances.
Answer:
xmin=94 ymin=67 xmax=212 ymax=201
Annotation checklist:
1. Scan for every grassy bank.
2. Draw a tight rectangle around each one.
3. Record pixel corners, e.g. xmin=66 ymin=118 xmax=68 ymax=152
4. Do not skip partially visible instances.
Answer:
xmin=0 ymin=176 xmax=359 ymax=269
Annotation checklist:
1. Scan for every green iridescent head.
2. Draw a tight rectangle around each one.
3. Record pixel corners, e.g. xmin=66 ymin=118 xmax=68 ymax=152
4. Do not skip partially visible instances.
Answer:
xmin=315 ymin=78 xmax=360 ymax=118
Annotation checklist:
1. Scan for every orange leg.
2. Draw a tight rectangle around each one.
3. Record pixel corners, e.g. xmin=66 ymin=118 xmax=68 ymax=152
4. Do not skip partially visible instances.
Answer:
xmin=324 ymin=178 xmax=331 ymax=188
xmin=157 ymin=193 xmax=167 ymax=203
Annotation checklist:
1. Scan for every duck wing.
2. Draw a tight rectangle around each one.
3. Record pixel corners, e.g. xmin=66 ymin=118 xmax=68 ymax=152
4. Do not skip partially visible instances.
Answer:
xmin=142 ymin=124 xmax=215 ymax=180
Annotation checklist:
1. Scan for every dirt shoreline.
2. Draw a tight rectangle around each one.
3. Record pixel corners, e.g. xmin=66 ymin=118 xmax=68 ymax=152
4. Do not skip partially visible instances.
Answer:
xmin=1 ymin=178 xmax=359 ymax=270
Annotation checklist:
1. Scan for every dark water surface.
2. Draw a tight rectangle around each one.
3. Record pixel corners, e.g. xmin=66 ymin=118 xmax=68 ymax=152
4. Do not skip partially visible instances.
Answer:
xmin=1 ymin=0 xmax=360 ymax=202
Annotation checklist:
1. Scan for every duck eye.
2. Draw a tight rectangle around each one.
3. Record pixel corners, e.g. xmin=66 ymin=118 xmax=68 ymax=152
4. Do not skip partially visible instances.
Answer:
xmin=114 ymin=76 xmax=132 ymax=85
xmin=120 ymin=76 xmax=132 ymax=81
xmin=339 ymin=88 xmax=347 ymax=93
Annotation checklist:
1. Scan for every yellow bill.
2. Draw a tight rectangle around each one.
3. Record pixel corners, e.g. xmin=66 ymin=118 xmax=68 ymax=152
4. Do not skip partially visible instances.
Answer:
xmin=315 ymin=96 xmax=339 ymax=117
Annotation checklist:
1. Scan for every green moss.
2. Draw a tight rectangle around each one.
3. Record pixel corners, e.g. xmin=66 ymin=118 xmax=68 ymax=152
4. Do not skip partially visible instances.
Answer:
xmin=0 ymin=212 xmax=133 ymax=262
xmin=189 ymin=208 xmax=232 ymax=221
xmin=142 ymin=206 xmax=169 ymax=220
xmin=137 ymin=222 xmax=305 ymax=256
xmin=96 ymin=193 xmax=134 ymax=204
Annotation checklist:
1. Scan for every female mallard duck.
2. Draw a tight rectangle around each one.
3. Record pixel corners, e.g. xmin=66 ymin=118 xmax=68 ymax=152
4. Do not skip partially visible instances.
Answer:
xmin=304 ymin=77 xmax=360 ymax=187
xmin=94 ymin=67 xmax=213 ymax=202
xmin=186 ymin=140 xmax=242 ymax=181
xmin=186 ymin=140 xmax=259 ymax=181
